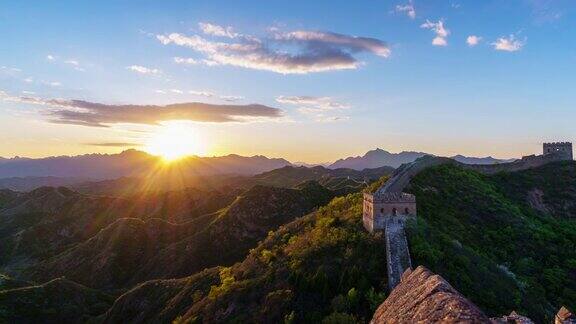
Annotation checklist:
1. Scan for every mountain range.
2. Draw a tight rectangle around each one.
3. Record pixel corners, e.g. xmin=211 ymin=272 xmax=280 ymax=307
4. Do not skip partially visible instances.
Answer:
xmin=0 ymin=149 xmax=291 ymax=180
xmin=329 ymin=148 xmax=513 ymax=169
xmin=0 ymin=149 xmax=512 ymax=191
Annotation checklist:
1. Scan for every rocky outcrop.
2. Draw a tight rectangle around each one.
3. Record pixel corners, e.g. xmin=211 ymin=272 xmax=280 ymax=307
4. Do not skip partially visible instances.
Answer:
xmin=371 ymin=266 xmax=490 ymax=323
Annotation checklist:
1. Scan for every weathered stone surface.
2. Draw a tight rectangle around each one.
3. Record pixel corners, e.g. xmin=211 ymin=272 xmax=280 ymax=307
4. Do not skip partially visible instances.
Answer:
xmin=492 ymin=311 xmax=535 ymax=324
xmin=371 ymin=266 xmax=491 ymax=323
xmin=384 ymin=220 xmax=411 ymax=291
xmin=556 ymin=306 xmax=576 ymax=324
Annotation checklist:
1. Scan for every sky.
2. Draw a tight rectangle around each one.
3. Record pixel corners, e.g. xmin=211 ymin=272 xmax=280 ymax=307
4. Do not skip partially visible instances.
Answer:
xmin=1 ymin=0 xmax=576 ymax=163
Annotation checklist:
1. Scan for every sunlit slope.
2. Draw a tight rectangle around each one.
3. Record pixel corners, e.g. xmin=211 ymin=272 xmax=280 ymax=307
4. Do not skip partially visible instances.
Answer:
xmin=105 ymin=162 xmax=576 ymax=323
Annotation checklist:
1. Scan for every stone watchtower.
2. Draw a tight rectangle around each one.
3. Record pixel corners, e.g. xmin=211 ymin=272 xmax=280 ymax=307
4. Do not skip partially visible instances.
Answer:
xmin=363 ymin=187 xmax=417 ymax=291
xmin=363 ymin=191 xmax=417 ymax=232
xmin=543 ymin=142 xmax=573 ymax=161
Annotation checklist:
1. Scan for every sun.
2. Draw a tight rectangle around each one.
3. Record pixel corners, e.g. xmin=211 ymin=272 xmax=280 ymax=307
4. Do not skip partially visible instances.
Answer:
xmin=143 ymin=123 xmax=207 ymax=162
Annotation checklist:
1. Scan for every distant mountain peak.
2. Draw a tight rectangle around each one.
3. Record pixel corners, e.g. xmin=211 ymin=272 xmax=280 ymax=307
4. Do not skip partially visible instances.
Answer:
xmin=330 ymin=149 xmax=513 ymax=170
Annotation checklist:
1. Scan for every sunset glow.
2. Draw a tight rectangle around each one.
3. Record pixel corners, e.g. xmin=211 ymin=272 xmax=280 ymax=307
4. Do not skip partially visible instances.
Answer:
xmin=144 ymin=123 xmax=207 ymax=161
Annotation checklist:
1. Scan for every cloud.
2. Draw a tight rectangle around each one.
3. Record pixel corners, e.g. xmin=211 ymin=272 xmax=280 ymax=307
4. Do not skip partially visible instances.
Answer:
xmin=198 ymin=22 xmax=239 ymax=38
xmin=189 ymin=90 xmax=214 ymax=97
xmin=126 ymin=65 xmax=161 ymax=75
xmin=156 ymin=89 xmax=241 ymax=101
xmin=420 ymin=20 xmax=450 ymax=46
xmin=158 ymin=26 xmax=390 ymax=74
xmin=64 ymin=60 xmax=79 ymax=66
xmin=64 ymin=59 xmax=85 ymax=71
xmin=174 ymin=57 xmax=199 ymax=65
xmin=276 ymin=96 xmax=349 ymax=110
xmin=0 ymin=92 xmax=283 ymax=127
xmin=466 ymin=35 xmax=482 ymax=47
xmin=85 ymin=142 xmax=140 ymax=147
xmin=45 ymin=55 xmax=85 ymax=71
xmin=396 ymin=1 xmax=416 ymax=19
xmin=220 ymin=95 xmax=243 ymax=102
xmin=491 ymin=35 xmax=526 ymax=52
xmin=42 ymin=81 xmax=61 ymax=87
xmin=276 ymin=95 xmax=350 ymax=122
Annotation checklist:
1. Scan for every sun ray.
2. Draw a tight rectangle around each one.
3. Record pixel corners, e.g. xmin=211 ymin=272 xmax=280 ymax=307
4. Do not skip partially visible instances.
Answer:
xmin=143 ymin=123 xmax=207 ymax=162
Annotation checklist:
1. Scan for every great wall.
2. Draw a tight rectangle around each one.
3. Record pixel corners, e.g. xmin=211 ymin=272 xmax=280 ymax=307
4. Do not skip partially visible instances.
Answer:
xmin=363 ymin=142 xmax=573 ymax=291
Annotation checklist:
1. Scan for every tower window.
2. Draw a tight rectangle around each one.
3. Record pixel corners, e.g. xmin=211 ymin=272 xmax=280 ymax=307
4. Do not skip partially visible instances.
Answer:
xmin=392 ymin=208 xmax=397 ymax=216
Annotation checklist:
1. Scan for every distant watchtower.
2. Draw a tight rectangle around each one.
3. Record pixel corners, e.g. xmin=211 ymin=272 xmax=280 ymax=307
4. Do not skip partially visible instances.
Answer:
xmin=363 ymin=191 xmax=416 ymax=233
xmin=543 ymin=142 xmax=573 ymax=161
xmin=363 ymin=187 xmax=417 ymax=291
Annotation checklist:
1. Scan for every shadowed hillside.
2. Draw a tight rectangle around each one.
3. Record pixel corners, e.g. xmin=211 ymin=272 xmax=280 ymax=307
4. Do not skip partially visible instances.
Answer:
xmin=21 ymin=182 xmax=335 ymax=290
xmin=0 ymin=278 xmax=113 ymax=323
xmin=0 ymin=186 xmax=237 ymax=273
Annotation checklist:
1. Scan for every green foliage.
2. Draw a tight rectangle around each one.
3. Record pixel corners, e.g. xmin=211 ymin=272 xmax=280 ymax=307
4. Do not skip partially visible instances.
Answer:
xmin=284 ymin=311 xmax=296 ymax=324
xmin=365 ymin=287 xmax=387 ymax=312
xmin=321 ymin=312 xmax=359 ymax=324
xmin=406 ymin=163 xmax=576 ymax=322
xmin=184 ymin=192 xmax=388 ymax=323
xmin=208 ymin=267 xmax=235 ymax=299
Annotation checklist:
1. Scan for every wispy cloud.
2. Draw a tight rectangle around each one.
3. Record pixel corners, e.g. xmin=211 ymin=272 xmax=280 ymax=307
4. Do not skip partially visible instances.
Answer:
xmin=396 ymin=1 xmax=416 ymax=19
xmin=492 ymin=35 xmax=526 ymax=52
xmin=189 ymin=90 xmax=214 ymax=97
xmin=198 ymin=22 xmax=239 ymax=38
xmin=466 ymin=35 xmax=482 ymax=47
xmin=174 ymin=57 xmax=199 ymax=65
xmin=46 ymin=55 xmax=86 ymax=71
xmin=276 ymin=95 xmax=350 ymax=122
xmin=126 ymin=65 xmax=161 ymax=75
xmin=158 ymin=24 xmax=390 ymax=74
xmin=85 ymin=142 xmax=140 ymax=147
xmin=64 ymin=59 xmax=85 ymax=71
xmin=220 ymin=95 xmax=243 ymax=102
xmin=43 ymin=81 xmax=62 ymax=87
xmin=155 ymin=88 xmax=241 ymax=101
xmin=420 ymin=19 xmax=450 ymax=46
xmin=0 ymin=66 xmax=22 ymax=78
xmin=0 ymin=91 xmax=283 ymax=127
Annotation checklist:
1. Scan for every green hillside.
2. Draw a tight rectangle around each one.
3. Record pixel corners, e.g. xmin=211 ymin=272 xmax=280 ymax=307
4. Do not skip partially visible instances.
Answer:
xmin=406 ymin=162 xmax=576 ymax=322
xmin=104 ymin=162 xmax=576 ymax=323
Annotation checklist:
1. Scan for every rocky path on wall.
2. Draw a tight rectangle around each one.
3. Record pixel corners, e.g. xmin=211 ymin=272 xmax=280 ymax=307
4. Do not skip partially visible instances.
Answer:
xmin=385 ymin=220 xmax=412 ymax=290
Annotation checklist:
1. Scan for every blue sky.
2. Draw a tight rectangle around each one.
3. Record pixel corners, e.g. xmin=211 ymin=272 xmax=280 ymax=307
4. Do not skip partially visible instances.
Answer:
xmin=1 ymin=0 xmax=575 ymax=162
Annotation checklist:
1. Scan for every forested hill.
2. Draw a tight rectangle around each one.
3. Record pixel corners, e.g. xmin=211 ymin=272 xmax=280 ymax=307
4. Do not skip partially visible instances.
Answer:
xmin=102 ymin=161 xmax=576 ymax=323
xmin=406 ymin=161 xmax=576 ymax=322
xmin=2 ymin=161 xmax=575 ymax=323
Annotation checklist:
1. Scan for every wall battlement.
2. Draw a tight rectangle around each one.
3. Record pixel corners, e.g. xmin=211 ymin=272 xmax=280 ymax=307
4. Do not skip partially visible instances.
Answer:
xmin=543 ymin=142 xmax=573 ymax=160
